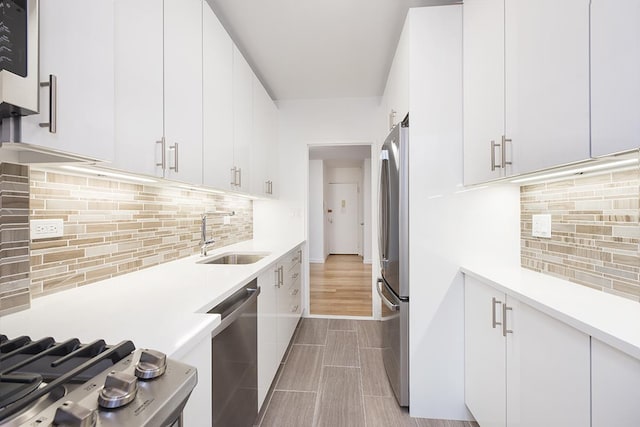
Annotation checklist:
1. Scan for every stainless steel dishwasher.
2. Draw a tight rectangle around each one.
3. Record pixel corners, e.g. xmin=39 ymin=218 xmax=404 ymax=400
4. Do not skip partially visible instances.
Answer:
xmin=209 ymin=279 xmax=260 ymax=427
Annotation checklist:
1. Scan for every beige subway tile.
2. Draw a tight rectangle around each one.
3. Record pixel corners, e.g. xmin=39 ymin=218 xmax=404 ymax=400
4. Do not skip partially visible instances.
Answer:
xmin=88 ymin=201 xmax=118 ymax=210
xmin=612 ymin=225 xmax=640 ymax=239
xmin=575 ymin=225 xmax=612 ymax=236
xmin=86 ymin=223 xmax=118 ymax=233
xmin=85 ymin=266 xmax=117 ymax=280
xmin=46 ymin=199 xmax=87 ymax=210
xmin=613 ymin=198 xmax=640 ymax=210
xmin=31 ymin=239 xmax=69 ymax=251
xmin=117 ymin=222 xmax=142 ymax=231
xmin=42 ymin=249 xmax=85 ymax=264
xmin=88 ymin=178 xmax=119 ymax=189
xmin=612 ymin=253 xmax=640 ymax=268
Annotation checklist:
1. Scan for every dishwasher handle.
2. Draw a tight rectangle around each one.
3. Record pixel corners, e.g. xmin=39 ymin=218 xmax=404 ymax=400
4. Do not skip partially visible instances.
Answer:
xmin=209 ymin=282 xmax=260 ymax=338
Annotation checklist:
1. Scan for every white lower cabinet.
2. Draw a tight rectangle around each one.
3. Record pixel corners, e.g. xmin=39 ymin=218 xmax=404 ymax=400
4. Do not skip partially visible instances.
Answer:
xmin=464 ymin=276 xmax=590 ymax=427
xmin=591 ymin=339 xmax=640 ymax=427
xmin=257 ymin=247 xmax=303 ymax=409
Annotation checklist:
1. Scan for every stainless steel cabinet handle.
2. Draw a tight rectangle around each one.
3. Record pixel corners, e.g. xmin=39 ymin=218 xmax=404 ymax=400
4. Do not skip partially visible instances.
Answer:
xmin=170 ymin=143 xmax=179 ymax=172
xmin=39 ymin=74 xmax=57 ymax=133
xmin=265 ymin=180 xmax=270 ymax=194
xmin=377 ymin=278 xmax=399 ymax=311
xmin=298 ymin=250 xmax=302 ymax=264
xmin=501 ymin=135 xmax=512 ymax=169
xmin=230 ymin=167 xmax=237 ymax=186
xmin=274 ymin=267 xmax=280 ymax=288
xmin=502 ymin=303 xmax=513 ymax=337
xmin=490 ymin=140 xmax=501 ymax=171
xmin=278 ymin=266 xmax=284 ymax=287
xmin=492 ymin=297 xmax=502 ymax=328
xmin=236 ymin=168 xmax=242 ymax=187
xmin=155 ymin=137 xmax=166 ymax=169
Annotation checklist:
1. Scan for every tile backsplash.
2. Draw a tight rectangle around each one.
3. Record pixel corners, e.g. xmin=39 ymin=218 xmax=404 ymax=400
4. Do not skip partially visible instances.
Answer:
xmin=27 ymin=169 xmax=252 ymax=299
xmin=521 ymin=168 xmax=640 ymax=301
xmin=0 ymin=163 xmax=31 ymax=315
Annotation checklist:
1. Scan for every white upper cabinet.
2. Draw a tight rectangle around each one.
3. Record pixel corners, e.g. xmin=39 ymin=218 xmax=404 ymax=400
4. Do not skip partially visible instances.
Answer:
xmin=163 ymin=0 xmax=203 ymax=184
xmin=231 ymin=46 xmax=253 ymax=192
xmin=113 ymin=0 xmax=164 ymax=178
xmin=251 ymin=76 xmax=278 ymax=197
xmin=203 ymin=2 xmax=234 ymax=190
xmin=114 ymin=0 xmax=203 ymax=184
xmin=590 ymin=0 xmax=640 ymax=157
xmin=22 ymin=0 xmax=115 ymax=162
xmin=463 ymin=0 xmax=591 ymax=184
xmin=463 ymin=0 xmax=506 ymax=184
xmin=505 ymin=0 xmax=590 ymax=175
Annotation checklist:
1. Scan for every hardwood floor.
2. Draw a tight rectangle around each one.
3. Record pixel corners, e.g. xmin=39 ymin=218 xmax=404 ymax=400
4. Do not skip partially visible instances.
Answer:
xmin=310 ymin=255 xmax=372 ymax=317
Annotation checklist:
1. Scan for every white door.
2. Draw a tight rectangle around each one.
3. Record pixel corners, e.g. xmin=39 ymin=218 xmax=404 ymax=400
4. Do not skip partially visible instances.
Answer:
xmin=505 ymin=298 xmax=590 ymax=427
xmin=164 ymin=0 xmax=203 ymax=185
xmin=590 ymin=0 xmax=640 ymax=157
xmin=22 ymin=0 xmax=115 ymax=162
xmin=505 ymin=0 xmax=590 ymax=174
xmin=328 ymin=183 xmax=359 ymax=254
xmin=464 ymin=276 xmax=506 ymax=427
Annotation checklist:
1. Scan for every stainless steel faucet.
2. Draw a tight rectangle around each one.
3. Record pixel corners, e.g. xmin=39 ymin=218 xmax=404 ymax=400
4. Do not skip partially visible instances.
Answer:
xmin=200 ymin=210 xmax=235 ymax=256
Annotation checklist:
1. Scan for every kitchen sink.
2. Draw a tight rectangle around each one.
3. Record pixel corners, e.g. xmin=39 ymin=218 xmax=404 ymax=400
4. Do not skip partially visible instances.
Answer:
xmin=197 ymin=252 xmax=269 ymax=265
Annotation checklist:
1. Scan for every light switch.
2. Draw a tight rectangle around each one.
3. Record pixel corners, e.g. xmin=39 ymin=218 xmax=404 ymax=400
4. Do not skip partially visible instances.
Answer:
xmin=532 ymin=214 xmax=552 ymax=238
xmin=31 ymin=219 xmax=64 ymax=239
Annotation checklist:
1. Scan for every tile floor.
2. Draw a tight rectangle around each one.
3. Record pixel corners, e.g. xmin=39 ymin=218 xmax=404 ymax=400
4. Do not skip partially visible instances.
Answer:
xmin=254 ymin=318 xmax=479 ymax=427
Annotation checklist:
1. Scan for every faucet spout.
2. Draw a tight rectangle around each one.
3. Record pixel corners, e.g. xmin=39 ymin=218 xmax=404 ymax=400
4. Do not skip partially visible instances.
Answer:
xmin=200 ymin=213 xmax=216 ymax=256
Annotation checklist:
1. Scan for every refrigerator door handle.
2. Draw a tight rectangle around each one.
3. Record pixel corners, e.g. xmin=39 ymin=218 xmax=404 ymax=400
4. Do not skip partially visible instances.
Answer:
xmin=377 ymin=278 xmax=399 ymax=311
xmin=378 ymin=155 xmax=390 ymax=265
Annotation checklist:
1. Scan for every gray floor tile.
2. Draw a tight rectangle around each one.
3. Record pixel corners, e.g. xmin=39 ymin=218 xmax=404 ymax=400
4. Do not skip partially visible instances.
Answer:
xmin=363 ymin=396 xmax=414 ymax=427
xmin=260 ymin=391 xmax=316 ymax=427
xmin=294 ymin=317 xmax=329 ymax=345
xmin=315 ymin=366 xmax=366 ymax=427
xmin=328 ymin=318 xmax=357 ymax=330
xmin=356 ymin=319 xmax=383 ymax=348
xmin=276 ymin=345 xmax=324 ymax=391
xmin=360 ymin=348 xmax=394 ymax=396
xmin=414 ymin=419 xmax=471 ymax=427
xmin=323 ymin=330 xmax=359 ymax=367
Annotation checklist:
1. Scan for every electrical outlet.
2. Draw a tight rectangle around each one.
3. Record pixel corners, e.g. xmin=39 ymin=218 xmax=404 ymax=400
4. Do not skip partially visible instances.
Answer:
xmin=532 ymin=214 xmax=552 ymax=238
xmin=31 ymin=219 xmax=64 ymax=239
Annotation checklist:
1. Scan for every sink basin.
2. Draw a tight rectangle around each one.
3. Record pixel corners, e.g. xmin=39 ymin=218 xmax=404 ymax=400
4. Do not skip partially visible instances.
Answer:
xmin=198 ymin=252 xmax=270 ymax=265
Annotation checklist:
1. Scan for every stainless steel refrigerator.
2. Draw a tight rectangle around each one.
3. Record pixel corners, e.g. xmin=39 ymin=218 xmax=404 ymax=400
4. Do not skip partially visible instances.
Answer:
xmin=377 ymin=116 xmax=409 ymax=407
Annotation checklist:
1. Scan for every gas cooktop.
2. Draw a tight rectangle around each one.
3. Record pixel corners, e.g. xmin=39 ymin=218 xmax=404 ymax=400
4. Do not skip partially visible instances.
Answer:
xmin=0 ymin=334 xmax=197 ymax=426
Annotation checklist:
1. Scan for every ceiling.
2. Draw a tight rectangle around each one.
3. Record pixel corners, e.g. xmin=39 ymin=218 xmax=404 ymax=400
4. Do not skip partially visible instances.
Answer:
xmin=309 ymin=145 xmax=371 ymax=168
xmin=207 ymin=0 xmax=460 ymax=101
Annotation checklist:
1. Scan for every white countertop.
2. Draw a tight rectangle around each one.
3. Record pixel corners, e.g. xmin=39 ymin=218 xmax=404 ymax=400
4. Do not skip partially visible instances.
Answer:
xmin=1 ymin=239 xmax=305 ymax=359
xmin=461 ymin=263 xmax=640 ymax=360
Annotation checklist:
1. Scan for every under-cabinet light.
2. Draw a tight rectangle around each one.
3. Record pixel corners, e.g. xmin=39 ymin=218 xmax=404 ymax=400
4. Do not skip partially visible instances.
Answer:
xmin=60 ymin=166 xmax=158 ymax=183
xmin=510 ymin=158 xmax=638 ymax=184
xmin=178 ymin=185 xmax=225 ymax=194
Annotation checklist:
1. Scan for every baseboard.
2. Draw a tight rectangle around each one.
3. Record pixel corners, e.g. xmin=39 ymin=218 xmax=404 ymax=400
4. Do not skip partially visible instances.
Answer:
xmin=364 ymin=258 xmax=372 ymax=264
xmin=309 ymin=258 xmax=325 ymax=264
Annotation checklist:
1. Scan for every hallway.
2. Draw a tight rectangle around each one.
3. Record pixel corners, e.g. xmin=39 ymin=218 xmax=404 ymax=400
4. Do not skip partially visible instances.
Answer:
xmin=310 ymin=255 xmax=372 ymax=317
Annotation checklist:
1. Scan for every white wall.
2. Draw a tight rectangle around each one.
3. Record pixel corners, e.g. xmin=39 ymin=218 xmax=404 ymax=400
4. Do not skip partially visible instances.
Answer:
xmin=253 ymin=97 xmax=381 ymax=318
xmin=308 ymin=159 xmax=325 ymax=262
xmin=406 ymin=6 xmax=521 ymax=420
xmin=363 ymin=158 xmax=372 ymax=263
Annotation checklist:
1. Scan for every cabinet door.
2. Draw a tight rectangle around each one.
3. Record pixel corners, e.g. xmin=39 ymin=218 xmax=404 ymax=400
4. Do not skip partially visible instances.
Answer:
xmin=251 ymin=76 xmax=273 ymax=196
xmin=505 ymin=0 xmax=590 ymax=175
xmin=590 ymin=0 xmax=640 ymax=157
xmin=505 ymin=299 xmax=590 ymax=427
xmin=257 ymin=267 xmax=279 ymax=410
xmin=462 ymin=0 xmax=506 ymax=185
xmin=232 ymin=46 xmax=253 ymax=192
xmin=591 ymin=339 xmax=640 ymax=427
xmin=113 ymin=0 xmax=164 ymax=178
xmin=164 ymin=0 xmax=203 ymax=185
xmin=203 ymin=2 xmax=234 ymax=190
xmin=464 ymin=276 xmax=506 ymax=427
xmin=265 ymin=97 xmax=279 ymax=198
xmin=275 ymin=263 xmax=290 ymax=362
xmin=22 ymin=0 xmax=115 ymax=162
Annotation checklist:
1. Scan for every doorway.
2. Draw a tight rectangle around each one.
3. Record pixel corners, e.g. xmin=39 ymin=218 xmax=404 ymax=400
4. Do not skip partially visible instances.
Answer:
xmin=307 ymin=144 xmax=374 ymax=318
